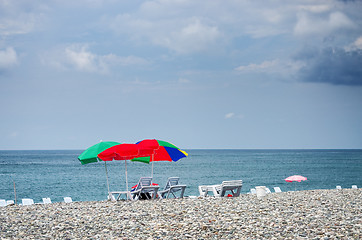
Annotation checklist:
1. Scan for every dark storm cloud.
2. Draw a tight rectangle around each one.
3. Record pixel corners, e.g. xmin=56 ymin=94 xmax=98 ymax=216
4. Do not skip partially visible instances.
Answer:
xmin=296 ymin=47 xmax=362 ymax=86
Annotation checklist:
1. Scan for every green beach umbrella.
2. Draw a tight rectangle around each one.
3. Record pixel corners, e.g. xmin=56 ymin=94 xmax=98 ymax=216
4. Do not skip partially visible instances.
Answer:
xmin=78 ymin=141 xmax=120 ymax=197
xmin=78 ymin=141 xmax=120 ymax=165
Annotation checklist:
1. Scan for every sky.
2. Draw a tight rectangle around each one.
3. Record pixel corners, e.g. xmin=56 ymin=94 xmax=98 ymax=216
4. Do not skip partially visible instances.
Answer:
xmin=1 ymin=0 xmax=362 ymax=150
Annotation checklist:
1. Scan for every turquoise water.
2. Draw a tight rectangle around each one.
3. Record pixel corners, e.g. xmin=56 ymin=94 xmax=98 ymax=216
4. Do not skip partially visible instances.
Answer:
xmin=0 ymin=149 xmax=361 ymax=203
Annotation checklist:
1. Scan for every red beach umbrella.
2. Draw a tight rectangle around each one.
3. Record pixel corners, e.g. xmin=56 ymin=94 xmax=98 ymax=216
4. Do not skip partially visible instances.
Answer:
xmin=285 ymin=175 xmax=307 ymax=182
xmin=98 ymin=143 xmax=150 ymax=199
xmin=285 ymin=175 xmax=307 ymax=191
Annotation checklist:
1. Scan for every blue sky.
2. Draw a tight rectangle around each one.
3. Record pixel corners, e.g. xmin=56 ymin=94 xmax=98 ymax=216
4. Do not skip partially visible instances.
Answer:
xmin=1 ymin=0 xmax=362 ymax=150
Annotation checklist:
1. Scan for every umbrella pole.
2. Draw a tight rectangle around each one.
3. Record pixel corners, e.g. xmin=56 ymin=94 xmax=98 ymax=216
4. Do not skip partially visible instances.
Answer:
xmin=13 ymin=178 xmax=17 ymax=205
xmin=125 ymin=160 xmax=129 ymax=200
xmin=151 ymin=154 xmax=154 ymax=180
xmin=104 ymin=161 xmax=110 ymax=195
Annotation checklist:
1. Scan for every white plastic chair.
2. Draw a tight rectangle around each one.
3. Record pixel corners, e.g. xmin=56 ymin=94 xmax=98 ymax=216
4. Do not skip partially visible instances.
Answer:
xmin=22 ymin=198 xmax=34 ymax=206
xmin=274 ymin=187 xmax=282 ymax=193
xmin=158 ymin=177 xmax=187 ymax=199
xmin=0 ymin=199 xmax=6 ymax=207
xmin=265 ymin=187 xmax=271 ymax=194
xmin=250 ymin=188 xmax=256 ymax=194
xmin=64 ymin=197 xmax=72 ymax=203
xmin=352 ymin=185 xmax=358 ymax=189
xmin=199 ymin=180 xmax=242 ymax=197
xmin=130 ymin=177 xmax=160 ymax=200
xmin=42 ymin=198 xmax=52 ymax=204
xmin=336 ymin=186 xmax=342 ymax=190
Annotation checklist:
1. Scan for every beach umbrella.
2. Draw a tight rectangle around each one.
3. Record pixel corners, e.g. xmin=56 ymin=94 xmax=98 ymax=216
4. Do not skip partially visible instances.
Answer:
xmin=134 ymin=139 xmax=188 ymax=178
xmin=285 ymin=175 xmax=307 ymax=191
xmin=78 ymin=141 xmax=120 ymax=165
xmin=78 ymin=141 xmax=121 ymax=196
xmin=97 ymin=143 xmax=150 ymax=199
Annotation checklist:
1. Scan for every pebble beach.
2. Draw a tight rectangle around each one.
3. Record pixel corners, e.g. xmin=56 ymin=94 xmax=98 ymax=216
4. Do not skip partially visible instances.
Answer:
xmin=1 ymin=189 xmax=361 ymax=239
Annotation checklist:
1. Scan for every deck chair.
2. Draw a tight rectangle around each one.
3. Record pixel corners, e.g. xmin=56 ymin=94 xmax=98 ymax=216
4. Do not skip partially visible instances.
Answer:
xmin=336 ymin=186 xmax=342 ymax=190
xmin=130 ymin=177 xmax=160 ymax=200
xmin=352 ymin=185 xmax=358 ymax=189
xmin=158 ymin=177 xmax=187 ymax=199
xmin=42 ymin=198 xmax=52 ymax=204
xmin=6 ymin=200 xmax=15 ymax=206
xmin=199 ymin=180 xmax=243 ymax=197
xmin=22 ymin=198 xmax=34 ymax=206
xmin=274 ymin=187 xmax=282 ymax=193
xmin=0 ymin=199 xmax=6 ymax=207
xmin=64 ymin=197 xmax=72 ymax=203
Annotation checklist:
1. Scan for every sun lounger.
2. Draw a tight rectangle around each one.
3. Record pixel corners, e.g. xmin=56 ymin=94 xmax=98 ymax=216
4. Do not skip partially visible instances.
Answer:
xmin=352 ymin=185 xmax=358 ymax=189
xmin=6 ymin=200 xmax=15 ymax=206
xmin=22 ymin=198 xmax=34 ymax=206
xmin=158 ymin=177 xmax=187 ymax=199
xmin=199 ymin=180 xmax=243 ymax=197
xmin=274 ymin=187 xmax=282 ymax=193
xmin=42 ymin=198 xmax=52 ymax=204
xmin=336 ymin=186 xmax=342 ymax=190
xmin=249 ymin=188 xmax=256 ymax=194
xmin=0 ymin=199 xmax=6 ymax=207
xmin=130 ymin=177 xmax=160 ymax=200
xmin=64 ymin=197 xmax=73 ymax=203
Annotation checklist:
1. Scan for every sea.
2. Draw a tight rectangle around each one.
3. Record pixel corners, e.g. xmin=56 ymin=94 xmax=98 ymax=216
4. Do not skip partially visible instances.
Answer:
xmin=1 ymin=149 xmax=361 ymax=203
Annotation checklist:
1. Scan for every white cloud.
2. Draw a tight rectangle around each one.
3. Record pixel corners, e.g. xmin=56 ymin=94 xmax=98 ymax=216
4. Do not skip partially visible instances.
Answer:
xmin=235 ymin=60 xmax=279 ymax=72
xmin=345 ymin=36 xmax=362 ymax=51
xmin=0 ymin=47 xmax=17 ymax=68
xmin=42 ymin=44 xmax=148 ymax=74
xmin=225 ymin=113 xmax=235 ymax=119
xmin=225 ymin=112 xmax=244 ymax=120
xmin=294 ymin=11 xmax=355 ymax=37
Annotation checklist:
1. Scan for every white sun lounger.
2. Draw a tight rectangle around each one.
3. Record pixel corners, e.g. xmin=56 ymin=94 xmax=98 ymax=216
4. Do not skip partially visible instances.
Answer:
xmin=42 ymin=198 xmax=52 ymax=204
xmin=249 ymin=188 xmax=256 ymax=194
xmin=274 ymin=187 xmax=282 ymax=193
xmin=199 ymin=180 xmax=243 ymax=197
xmin=64 ymin=197 xmax=73 ymax=203
xmin=158 ymin=177 xmax=187 ymax=199
xmin=22 ymin=198 xmax=34 ymax=206
xmin=352 ymin=185 xmax=358 ymax=189
xmin=130 ymin=177 xmax=160 ymax=200
xmin=6 ymin=200 xmax=15 ymax=206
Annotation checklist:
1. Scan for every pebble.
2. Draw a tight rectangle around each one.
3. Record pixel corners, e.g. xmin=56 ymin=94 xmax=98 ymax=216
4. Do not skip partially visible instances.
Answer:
xmin=0 ymin=189 xmax=361 ymax=239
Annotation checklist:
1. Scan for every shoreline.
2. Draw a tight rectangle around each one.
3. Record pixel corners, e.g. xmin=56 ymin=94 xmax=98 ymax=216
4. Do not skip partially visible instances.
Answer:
xmin=1 ymin=189 xmax=361 ymax=239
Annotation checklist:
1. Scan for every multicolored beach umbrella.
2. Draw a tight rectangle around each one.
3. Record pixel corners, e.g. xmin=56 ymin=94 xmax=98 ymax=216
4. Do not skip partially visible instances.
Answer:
xmin=135 ymin=139 xmax=188 ymax=162
xmin=78 ymin=141 xmax=120 ymax=165
xmin=134 ymin=139 xmax=188 ymax=177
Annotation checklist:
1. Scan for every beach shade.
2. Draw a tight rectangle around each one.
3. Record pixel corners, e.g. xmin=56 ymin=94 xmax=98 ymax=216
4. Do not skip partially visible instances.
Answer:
xmin=78 ymin=141 xmax=120 ymax=165
xmin=134 ymin=139 xmax=188 ymax=178
xmin=78 ymin=141 xmax=121 ymax=198
xmin=285 ymin=175 xmax=307 ymax=191
xmin=98 ymin=143 xmax=150 ymax=199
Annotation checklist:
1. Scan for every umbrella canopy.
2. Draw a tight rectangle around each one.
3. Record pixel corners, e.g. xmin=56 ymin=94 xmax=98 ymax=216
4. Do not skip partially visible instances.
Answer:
xmin=98 ymin=143 xmax=149 ymax=163
xmin=285 ymin=175 xmax=307 ymax=182
xmin=135 ymin=139 xmax=188 ymax=162
xmin=133 ymin=139 xmax=188 ymax=178
xmin=78 ymin=141 xmax=120 ymax=165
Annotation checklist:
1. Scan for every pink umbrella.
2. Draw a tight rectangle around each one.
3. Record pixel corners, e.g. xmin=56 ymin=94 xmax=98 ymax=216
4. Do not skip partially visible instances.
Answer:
xmin=285 ymin=175 xmax=307 ymax=191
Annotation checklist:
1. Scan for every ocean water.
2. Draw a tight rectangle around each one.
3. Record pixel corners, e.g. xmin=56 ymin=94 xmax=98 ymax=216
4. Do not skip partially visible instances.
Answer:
xmin=0 ymin=149 xmax=361 ymax=203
